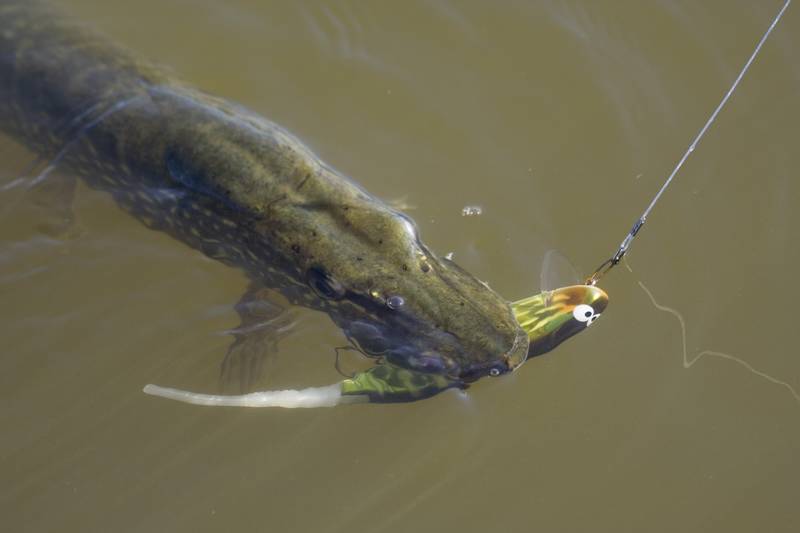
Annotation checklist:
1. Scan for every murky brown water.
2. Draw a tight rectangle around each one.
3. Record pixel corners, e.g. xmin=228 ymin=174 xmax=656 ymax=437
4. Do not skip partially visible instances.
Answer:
xmin=2 ymin=1 xmax=799 ymax=532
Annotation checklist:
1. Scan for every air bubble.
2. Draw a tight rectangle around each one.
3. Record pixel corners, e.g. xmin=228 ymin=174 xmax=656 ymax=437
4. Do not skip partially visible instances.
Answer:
xmin=386 ymin=295 xmax=405 ymax=310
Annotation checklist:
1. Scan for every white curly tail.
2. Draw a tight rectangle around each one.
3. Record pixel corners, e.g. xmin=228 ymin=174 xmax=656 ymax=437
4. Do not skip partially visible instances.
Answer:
xmin=143 ymin=382 xmax=364 ymax=408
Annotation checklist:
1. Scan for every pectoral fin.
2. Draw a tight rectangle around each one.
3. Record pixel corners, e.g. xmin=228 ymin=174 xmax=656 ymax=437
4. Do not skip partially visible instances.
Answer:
xmin=28 ymin=172 xmax=84 ymax=239
xmin=2 ymin=166 xmax=85 ymax=240
xmin=220 ymin=281 xmax=295 ymax=392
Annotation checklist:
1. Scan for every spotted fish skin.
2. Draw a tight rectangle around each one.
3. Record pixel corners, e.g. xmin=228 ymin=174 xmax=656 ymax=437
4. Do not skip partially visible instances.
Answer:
xmin=0 ymin=1 xmax=529 ymax=390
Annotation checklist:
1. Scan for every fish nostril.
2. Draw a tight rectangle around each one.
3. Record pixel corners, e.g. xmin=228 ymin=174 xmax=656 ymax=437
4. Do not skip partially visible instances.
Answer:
xmin=306 ymin=267 xmax=345 ymax=300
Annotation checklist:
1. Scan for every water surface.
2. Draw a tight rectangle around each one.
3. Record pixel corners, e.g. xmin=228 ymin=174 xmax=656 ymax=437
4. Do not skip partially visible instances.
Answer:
xmin=2 ymin=1 xmax=799 ymax=532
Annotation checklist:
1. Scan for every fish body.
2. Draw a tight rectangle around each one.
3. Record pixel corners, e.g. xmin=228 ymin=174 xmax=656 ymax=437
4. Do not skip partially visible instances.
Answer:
xmin=0 ymin=1 xmax=530 ymax=401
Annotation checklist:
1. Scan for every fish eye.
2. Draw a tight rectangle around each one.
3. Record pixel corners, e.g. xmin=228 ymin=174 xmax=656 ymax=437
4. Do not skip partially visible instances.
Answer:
xmin=489 ymin=367 xmax=502 ymax=377
xmin=572 ymin=304 xmax=595 ymax=323
xmin=386 ymin=295 xmax=405 ymax=310
xmin=306 ymin=267 xmax=345 ymax=300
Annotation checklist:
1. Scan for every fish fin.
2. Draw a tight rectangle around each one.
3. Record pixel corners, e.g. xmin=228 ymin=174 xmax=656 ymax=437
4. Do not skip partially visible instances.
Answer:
xmin=219 ymin=281 xmax=294 ymax=393
xmin=26 ymin=171 xmax=85 ymax=240
xmin=539 ymin=249 xmax=580 ymax=292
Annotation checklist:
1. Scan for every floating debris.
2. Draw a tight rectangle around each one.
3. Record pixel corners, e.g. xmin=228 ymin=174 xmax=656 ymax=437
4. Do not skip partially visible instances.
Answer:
xmin=461 ymin=205 xmax=482 ymax=217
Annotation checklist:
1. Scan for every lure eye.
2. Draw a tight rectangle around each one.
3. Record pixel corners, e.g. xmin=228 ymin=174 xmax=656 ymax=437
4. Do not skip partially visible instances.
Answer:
xmin=573 ymin=304 xmax=595 ymax=323
xmin=587 ymin=313 xmax=601 ymax=326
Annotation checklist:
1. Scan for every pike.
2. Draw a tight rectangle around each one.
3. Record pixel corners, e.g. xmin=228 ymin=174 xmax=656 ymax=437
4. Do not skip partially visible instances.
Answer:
xmin=0 ymin=1 xmax=606 ymax=407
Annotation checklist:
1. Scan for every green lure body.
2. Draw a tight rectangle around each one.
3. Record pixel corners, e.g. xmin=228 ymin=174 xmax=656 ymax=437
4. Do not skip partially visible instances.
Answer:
xmin=512 ymin=285 xmax=608 ymax=358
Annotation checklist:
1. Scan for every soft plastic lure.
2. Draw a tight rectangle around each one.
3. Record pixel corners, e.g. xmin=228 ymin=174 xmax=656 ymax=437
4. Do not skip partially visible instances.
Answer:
xmin=143 ymin=284 xmax=608 ymax=407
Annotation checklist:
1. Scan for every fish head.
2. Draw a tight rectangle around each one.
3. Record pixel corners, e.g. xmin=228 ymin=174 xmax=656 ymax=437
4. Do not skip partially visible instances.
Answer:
xmin=301 ymin=205 xmax=530 ymax=385
xmin=512 ymin=285 xmax=608 ymax=358
xmin=157 ymin=101 xmax=529 ymax=388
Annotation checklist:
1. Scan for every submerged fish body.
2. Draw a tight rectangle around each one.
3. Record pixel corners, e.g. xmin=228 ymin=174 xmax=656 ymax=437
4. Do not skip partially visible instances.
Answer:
xmin=0 ymin=1 xmax=530 ymax=401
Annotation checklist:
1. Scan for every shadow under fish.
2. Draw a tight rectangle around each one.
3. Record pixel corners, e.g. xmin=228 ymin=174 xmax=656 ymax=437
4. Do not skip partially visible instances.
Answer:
xmin=0 ymin=1 xmax=607 ymax=407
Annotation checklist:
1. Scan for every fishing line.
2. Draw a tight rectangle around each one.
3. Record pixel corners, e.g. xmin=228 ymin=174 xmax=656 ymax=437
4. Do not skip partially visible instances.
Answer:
xmin=624 ymin=259 xmax=800 ymax=405
xmin=586 ymin=0 xmax=791 ymax=286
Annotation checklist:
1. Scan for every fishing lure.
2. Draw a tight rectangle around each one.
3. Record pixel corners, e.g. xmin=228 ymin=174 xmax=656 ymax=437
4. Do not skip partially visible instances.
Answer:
xmin=143 ymin=284 xmax=609 ymax=407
